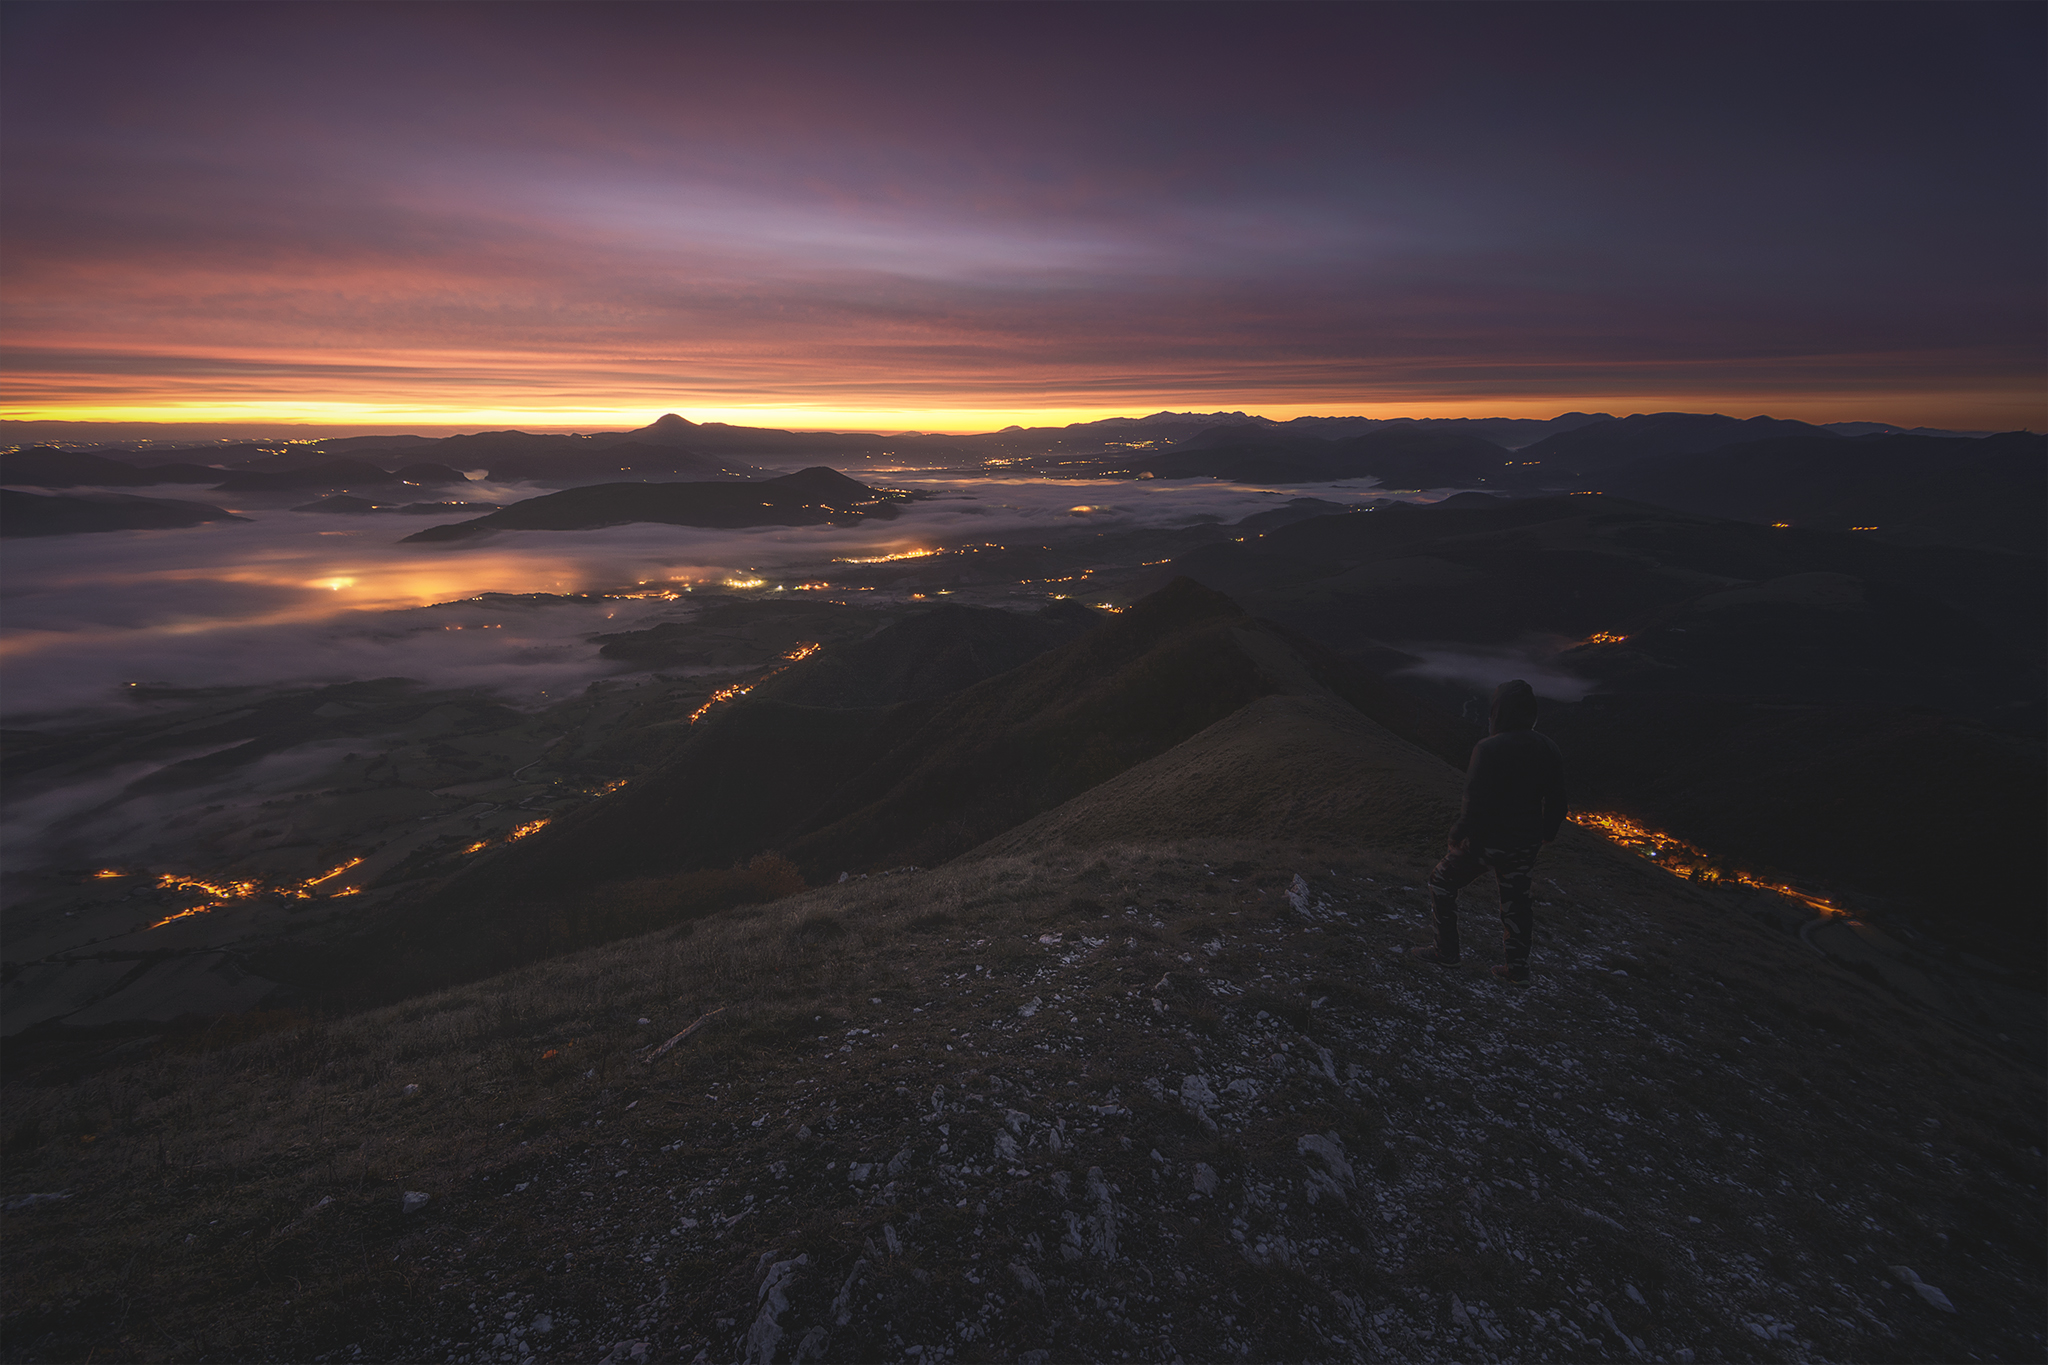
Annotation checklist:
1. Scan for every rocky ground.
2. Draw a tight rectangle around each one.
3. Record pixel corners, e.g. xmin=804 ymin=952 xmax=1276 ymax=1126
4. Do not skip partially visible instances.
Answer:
xmin=4 ymin=813 xmax=2041 ymax=1362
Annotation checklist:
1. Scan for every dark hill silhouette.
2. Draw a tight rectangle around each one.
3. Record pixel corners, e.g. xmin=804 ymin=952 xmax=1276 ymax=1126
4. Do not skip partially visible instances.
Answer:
xmin=481 ymin=441 xmax=774 ymax=484
xmin=0 ymin=488 xmax=247 ymax=536
xmin=311 ymin=433 xmax=436 ymax=454
xmin=400 ymin=467 xmax=909 ymax=542
xmin=1598 ymin=430 xmax=2046 ymax=553
xmin=389 ymin=462 xmax=470 ymax=485
xmin=1513 ymin=411 xmax=1836 ymax=475
xmin=1152 ymin=495 xmax=2044 ymax=960
xmin=750 ymin=601 xmax=1103 ymax=709
xmin=0 ymin=446 xmax=222 ymax=487
xmin=1113 ymin=425 xmax=1514 ymax=487
xmin=211 ymin=458 xmax=412 ymax=492
xmin=1166 ymin=493 xmax=2042 ymax=676
xmin=1174 ymin=422 xmax=1313 ymax=450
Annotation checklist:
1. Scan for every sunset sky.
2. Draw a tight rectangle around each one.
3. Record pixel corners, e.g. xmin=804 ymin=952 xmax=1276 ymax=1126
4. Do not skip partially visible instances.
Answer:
xmin=3 ymin=1 xmax=2042 ymax=434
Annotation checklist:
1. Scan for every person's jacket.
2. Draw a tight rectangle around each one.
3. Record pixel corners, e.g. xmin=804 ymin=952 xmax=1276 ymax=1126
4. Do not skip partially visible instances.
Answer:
xmin=1449 ymin=680 xmax=1566 ymax=849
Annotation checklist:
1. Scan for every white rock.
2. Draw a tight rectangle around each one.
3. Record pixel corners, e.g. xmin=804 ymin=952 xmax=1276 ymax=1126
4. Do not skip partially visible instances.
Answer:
xmin=401 ymin=1191 xmax=429 ymax=1214
xmin=401 ymin=1084 xmax=419 ymax=1098
xmin=1193 ymin=1163 xmax=1218 ymax=1194
xmin=1297 ymin=1132 xmax=1354 ymax=1186
xmin=747 ymin=1255 xmax=807 ymax=1364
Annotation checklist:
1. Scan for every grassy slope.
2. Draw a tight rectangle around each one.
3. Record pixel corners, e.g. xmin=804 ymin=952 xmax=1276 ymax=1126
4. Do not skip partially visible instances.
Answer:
xmin=3 ymin=693 xmax=2041 ymax=1365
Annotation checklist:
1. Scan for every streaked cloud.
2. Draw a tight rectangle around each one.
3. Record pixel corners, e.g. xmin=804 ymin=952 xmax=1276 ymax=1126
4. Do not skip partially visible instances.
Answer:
xmin=2 ymin=2 xmax=2040 ymax=431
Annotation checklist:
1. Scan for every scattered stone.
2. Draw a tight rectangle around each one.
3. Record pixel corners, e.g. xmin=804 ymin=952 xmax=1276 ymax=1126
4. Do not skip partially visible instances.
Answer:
xmin=401 ymin=1191 xmax=429 ymax=1214
xmin=400 ymin=1083 xmax=419 ymax=1097
xmin=1193 ymin=1163 xmax=1218 ymax=1195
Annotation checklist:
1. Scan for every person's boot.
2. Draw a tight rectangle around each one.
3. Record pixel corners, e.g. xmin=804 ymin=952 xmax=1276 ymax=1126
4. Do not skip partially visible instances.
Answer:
xmin=1409 ymin=945 xmax=1460 ymax=966
xmin=1491 ymin=962 xmax=1530 ymax=986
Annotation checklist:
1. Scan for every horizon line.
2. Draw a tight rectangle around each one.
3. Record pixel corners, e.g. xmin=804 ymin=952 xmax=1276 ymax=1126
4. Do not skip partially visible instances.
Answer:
xmin=0 ymin=400 xmax=2022 ymax=441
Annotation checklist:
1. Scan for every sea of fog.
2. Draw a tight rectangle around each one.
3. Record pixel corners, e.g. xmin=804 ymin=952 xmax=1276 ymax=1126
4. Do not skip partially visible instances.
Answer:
xmin=2 ymin=474 xmax=1451 ymax=721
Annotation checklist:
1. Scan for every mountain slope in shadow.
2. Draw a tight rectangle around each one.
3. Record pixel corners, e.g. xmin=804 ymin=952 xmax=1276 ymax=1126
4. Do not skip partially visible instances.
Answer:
xmin=321 ymin=581 xmax=1467 ymax=997
xmin=0 ymin=488 xmax=248 ymax=536
xmin=1598 ymin=430 xmax=2045 ymax=553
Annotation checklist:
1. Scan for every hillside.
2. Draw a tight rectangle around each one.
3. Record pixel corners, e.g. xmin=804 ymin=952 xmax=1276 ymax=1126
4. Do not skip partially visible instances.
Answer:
xmin=1154 ymin=495 xmax=2045 ymax=961
xmin=376 ymin=583 xmax=1468 ymax=967
xmin=480 ymin=443 xmax=776 ymax=485
xmin=0 ymin=489 xmax=248 ymax=537
xmin=0 ymin=446 xmax=227 ymax=487
xmin=402 ymin=468 xmax=911 ymax=543
xmin=1511 ymin=413 xmax=1836 ymax=476
xmin=212 ymin=459 xmax=469 ymax=492
xmin=2 ymin=675 xmax=2040 ymax=1364
xmin=1107 ymin=427 xmax=1518 ymax=489
xmin=1597 ymin=431 xmax=2046 ymax=554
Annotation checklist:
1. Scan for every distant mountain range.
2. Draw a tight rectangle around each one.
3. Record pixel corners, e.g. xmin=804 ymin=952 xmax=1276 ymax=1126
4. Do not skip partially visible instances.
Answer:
xmin=6 ymin=410 xmax=2034 ymax=553
xmin=5 ymin=407 xmax=2002 ymax=469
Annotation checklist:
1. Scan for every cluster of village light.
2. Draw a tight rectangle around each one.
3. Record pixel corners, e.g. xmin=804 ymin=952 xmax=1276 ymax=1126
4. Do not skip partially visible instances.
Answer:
xmin=686 ymin=642 xmax=824 ymax=724
xmin=1570 ymin=811 xmax=1845 ymax=915
xmin=138 ymin=856 xmax=366 ymax=929
xmin=832 ymin=548 xmax=943 ymax=565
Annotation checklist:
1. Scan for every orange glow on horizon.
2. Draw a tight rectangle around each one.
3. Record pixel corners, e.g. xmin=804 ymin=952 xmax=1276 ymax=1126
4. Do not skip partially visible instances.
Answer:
xmin=8 ymin=389 xmax=2039 ymax=436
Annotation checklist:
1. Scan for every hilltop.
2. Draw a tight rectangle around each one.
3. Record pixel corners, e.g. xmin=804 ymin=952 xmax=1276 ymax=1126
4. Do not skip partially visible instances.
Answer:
xmin=0 ymin=489 xmax=248 ymax=537
xmin=402 ymin=469 xmax=916 ymax=543
xmin=1 ymin=639 xmax=2040 ymax=1364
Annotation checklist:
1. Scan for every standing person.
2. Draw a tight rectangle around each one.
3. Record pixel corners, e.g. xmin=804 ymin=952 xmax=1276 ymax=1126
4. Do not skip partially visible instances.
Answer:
xmin=1408 ymin=679 xmax=1566 ymax=985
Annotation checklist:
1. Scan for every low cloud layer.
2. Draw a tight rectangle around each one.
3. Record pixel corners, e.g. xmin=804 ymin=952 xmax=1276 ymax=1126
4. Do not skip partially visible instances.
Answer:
xmin=0 ymin=475 xmax=1403 ymax=720
xmin=1392 ymin=644 xmax=1594 ymax=705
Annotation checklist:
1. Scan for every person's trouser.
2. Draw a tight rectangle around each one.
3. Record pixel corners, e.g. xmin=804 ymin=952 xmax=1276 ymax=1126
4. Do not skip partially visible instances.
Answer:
xmin=1426 ymin=843 xmax=1540 ymax=965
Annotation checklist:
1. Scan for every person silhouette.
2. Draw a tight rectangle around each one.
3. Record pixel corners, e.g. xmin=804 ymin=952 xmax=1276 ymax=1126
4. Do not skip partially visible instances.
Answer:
xmin=1408 ymin=679 xmax=1566 ymax=985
